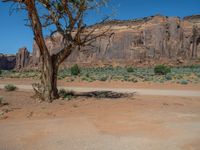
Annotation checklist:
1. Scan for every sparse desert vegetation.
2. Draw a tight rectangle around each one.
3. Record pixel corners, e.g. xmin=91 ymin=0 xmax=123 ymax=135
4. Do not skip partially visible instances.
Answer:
xmin=0 ymin=96 xmax=3 ymax=106
xmin=4 ymin=84 xmax=17 ymax=91
xmin=154 ymin=64 xmax=171 ymax=75
xmin=1 ymin=0 xmax=200 ymax=149
xmin=1 ymin=65 xmax=200 ymax=85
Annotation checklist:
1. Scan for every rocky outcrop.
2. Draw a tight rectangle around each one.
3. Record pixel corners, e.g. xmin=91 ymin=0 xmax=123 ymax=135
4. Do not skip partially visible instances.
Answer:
xmin=31 ymin=15 xmax=200 ymax=67
xmin=15 ymin=47 xmax=31 ymax=70
xmin=0 ymin=47 xmax=31 ymax=70
xmin=1 ymin=15 xmax=200 ymax=70
xmin=0 ymin=54 xmax=16 ymax=70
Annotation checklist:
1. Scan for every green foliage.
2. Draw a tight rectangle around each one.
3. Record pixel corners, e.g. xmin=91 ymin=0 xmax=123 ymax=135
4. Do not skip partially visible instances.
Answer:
xmin=71 ymin=64 xmax=81 ymax=76
xmin=165 ymin=74 xmax=172 ymax=80
xmin=0 ymin=70 xmax=2 ymax=75
xmin=0 ymin=70 xmax=40 ymax=79
xmin=85 ymin=73 xmax=90 ymax=78
xmin=58 ymin=70 xmax=68 ymax=79
xmin=123 ymin=75 xmax=129 ymax=81
xmin=127 ymin=67 xmax=135 ymax=73
xmin=154 ymin=65 xmax=171 ymax=75
xmin=4 ymin=84 xmax=17 ymax=91
xmin=1 ymin=65 xmax=200 ymax=84
xmin=179 ymin=79 xmax=188 ymax=85
xmin=58 ymin=89 xmax=74 ymax=100
xmin=130 ymin=78 xmax=138 ymax=83
xmin=99 ymin=76 xmax=108 ymax=81
xmin=197 ymin=73 xmax=200 ymax=78
xmin=58 ymin=89 xmax=67 ymax=98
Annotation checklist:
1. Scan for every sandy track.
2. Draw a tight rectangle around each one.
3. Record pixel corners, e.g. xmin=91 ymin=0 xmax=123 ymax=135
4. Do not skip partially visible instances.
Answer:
xmin=0 ymin=90 xmax=200 ymax=150
xmin=0 ymin=84 xmax=200 ymax=97
xmin=1 ymin=117 xmax=200 ymax=150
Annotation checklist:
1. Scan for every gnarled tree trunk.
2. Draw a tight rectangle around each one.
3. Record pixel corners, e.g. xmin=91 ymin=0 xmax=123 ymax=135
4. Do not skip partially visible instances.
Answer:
xmin=33 ymin=55 xmax=60 ymax=102
xmin=40 ymin=55 xmax=59 ymax=102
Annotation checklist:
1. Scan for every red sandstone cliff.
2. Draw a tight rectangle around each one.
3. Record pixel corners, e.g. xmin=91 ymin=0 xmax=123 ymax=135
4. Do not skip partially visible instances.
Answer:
xmin=1 ymin=15 xmax=200 ymax=70
xmin=31 ymin=15 xmax=200 ymax=67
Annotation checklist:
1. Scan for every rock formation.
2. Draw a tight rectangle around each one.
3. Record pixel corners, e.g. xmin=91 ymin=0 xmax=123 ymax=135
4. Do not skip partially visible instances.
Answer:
xmin=0 ymin=47 xmax=31 ymax=70
xmin=1 ymin=15 xmax=200 ymax=70
xmin=0 ymin=54 xmax=16 ymax=70
xmin=31 ymin=15 xmax=200 ymax=67
xmin=15 ymin=47 xmax=31 ymax=70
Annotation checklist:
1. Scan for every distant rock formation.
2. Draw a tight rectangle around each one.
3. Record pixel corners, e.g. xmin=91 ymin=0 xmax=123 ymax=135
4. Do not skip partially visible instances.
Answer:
xmin=1 ymin=15 xmax=200 ymax=70
xmin=15 ymin=47 xmax=31 ymax=70
xmin=0 ymin=54 xmax=16 ymax=70
xmin=31 ymin=15 xmax=200 ymax=67
xmin=0 ymin=47 xmax=31 ymax=70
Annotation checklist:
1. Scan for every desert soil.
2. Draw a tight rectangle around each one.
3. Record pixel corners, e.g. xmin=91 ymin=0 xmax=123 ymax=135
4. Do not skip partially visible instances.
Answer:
xmin=0 ymin=78 xmax=200 ymax=90
xmin=0 ymin=79 xmax=200 ymax=150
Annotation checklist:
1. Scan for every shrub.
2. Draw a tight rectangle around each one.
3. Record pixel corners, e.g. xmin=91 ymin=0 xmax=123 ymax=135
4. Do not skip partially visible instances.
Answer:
xmin=70 ymin=64 xmax=80 ymax=76
xmin=179 ymin=79 xmax=188 ymax=85
xmin=127 ymin=67 xmax=135 ymax=73
xmin=197 ymin=73 xmax=200 ymax=78
xmin=0 ymin=70 xmax=2 ymax=75
xmin=131 ymin=78 xmax=138 ymax=83
xmin=58 ymin=89 xmax=67 ymax=98
xmin=4 ymin=84 xmax=17 ymax=91
xmin=165 ymin=74 xmax=172 ymax=80
xmin=99 ymin=76 xmax=108 ymax=81
xmin=0 ymin=97 xmax=7 ymax=107
xmin=85 ymin=73 xmax=90 ymax=78
xmin=58 ymin=89 xmax=74 ymax=100
xmin=154 ymin=65 xmax=171 ymax=75
xmin=0 ymin=97 xmax=3 ymax=105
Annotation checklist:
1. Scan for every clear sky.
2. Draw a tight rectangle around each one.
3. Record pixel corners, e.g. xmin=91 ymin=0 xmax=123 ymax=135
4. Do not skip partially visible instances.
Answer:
xmin=0 ymin=0 xmax=200 ymax=54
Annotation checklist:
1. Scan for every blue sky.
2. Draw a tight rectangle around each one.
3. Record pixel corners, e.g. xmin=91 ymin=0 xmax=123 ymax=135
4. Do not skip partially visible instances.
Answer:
xmin=0 ymin=0 xmax=200 ymax=54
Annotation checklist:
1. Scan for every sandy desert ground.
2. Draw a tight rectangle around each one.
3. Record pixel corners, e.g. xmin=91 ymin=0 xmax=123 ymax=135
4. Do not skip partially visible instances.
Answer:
xmin=0 ymin=79 xmax=200 ymax=150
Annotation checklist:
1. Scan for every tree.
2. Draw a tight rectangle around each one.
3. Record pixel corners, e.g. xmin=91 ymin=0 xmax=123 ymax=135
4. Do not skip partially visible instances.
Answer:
xmin=3 ymin=0 xmax=111 ymax=102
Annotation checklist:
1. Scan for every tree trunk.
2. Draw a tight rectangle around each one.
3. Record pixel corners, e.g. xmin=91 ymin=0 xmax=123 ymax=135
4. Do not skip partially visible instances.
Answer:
xmin=40 ymin=55 xmax=59 ymax=102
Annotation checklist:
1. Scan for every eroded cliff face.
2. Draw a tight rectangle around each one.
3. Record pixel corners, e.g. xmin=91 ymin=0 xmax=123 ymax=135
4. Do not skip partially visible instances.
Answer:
xmin=0 ymin=47 xmax=31 ymax=70
xmin=15 ymin=47 xmax=31 ymax=70
xmin=0 ymin=54 xmax=16 ymax=70
xmin=32 ymin=15 xmax=200 ymax=67
xmin=2 ymin=15 xmax=199 ymax=70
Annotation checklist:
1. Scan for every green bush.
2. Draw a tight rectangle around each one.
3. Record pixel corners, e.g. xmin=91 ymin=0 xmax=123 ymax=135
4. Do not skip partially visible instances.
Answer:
xmin=127 ymin=67 xmax=135 ymax=73
xmin=179 ymin=79 xmax=188 ymax=85
xmin=99 ymin=76 xmax=108 ymax=81
xmin=123 ymin=75 xmax=130 ymax=81
xmin=58 ymin=89 xmax=74 ymax=100
xmin=70 ymin=64 xmax=80 ymax=76
xmin=4 ymin=84 xmax=17 ymax=91
xmin=0 ymin=70 xmax=2 ymax=75
xmin=131 ymin=78 xmax=138 ymax=83
xmin=165 ymin=74 xmax=172 ymax=80
xmin=154 ymin=65 xmax=171 ymax=75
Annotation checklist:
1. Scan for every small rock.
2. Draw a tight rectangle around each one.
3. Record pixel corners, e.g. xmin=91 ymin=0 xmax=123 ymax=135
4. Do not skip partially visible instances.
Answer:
xmin=177 ymin=57 xmax=184 ymax=64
